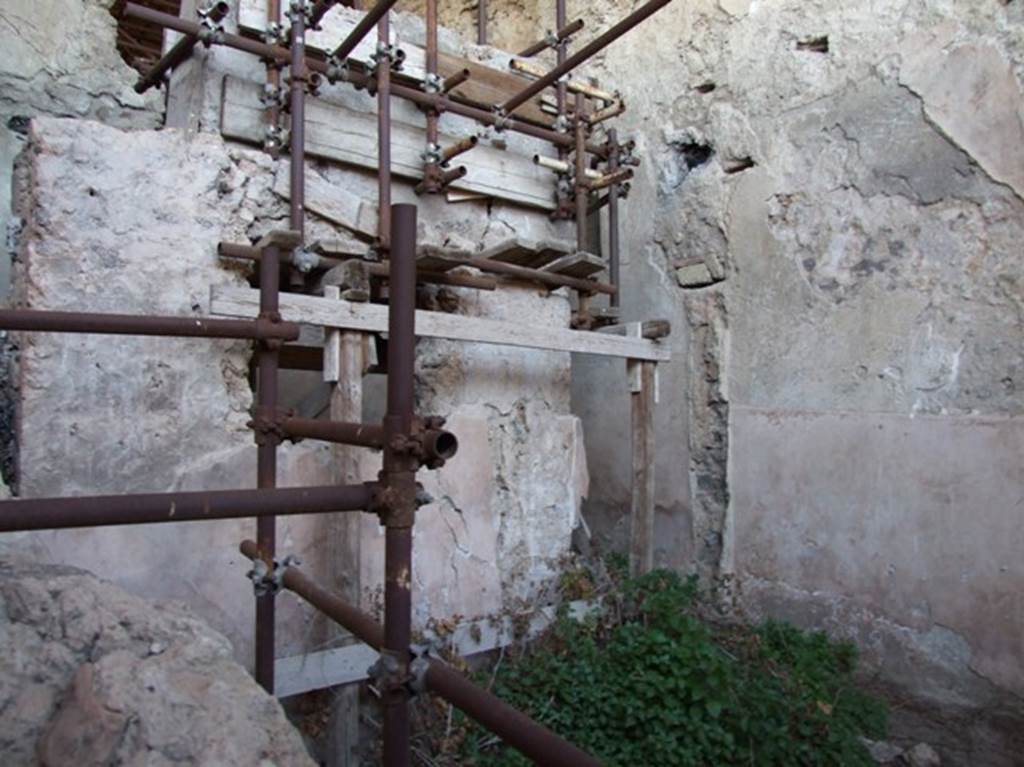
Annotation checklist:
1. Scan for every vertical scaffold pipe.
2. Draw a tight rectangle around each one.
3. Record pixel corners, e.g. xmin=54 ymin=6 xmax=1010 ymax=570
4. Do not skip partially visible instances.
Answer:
xmin=377 ymin=12 xmax=392 ymax=251
xmin=380 ymin=203 xmax=418 ymax=767
xmin=290 ymin=0 xmax=307 ymax=244
xmin=254 ymin=238 xmax=281 ymax=693
xmin=608 ymin=127 xmax=621 ymax=308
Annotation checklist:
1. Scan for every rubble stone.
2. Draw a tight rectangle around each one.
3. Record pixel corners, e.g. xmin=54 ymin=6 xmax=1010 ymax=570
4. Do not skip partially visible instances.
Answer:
xmin=0 ymin=559 xmax=315 ymax=766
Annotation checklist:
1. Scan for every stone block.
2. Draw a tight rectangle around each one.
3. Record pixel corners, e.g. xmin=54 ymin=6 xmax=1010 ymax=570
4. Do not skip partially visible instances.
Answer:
xmin=676 ymin=262 xmax=715 ymax=287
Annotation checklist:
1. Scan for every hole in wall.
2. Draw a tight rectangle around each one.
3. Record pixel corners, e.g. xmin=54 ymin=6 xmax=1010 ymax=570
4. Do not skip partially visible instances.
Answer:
xmin=6 ymin=116 xmax=30 ymax=135
xmin=695 ymin=82 xmax=717 ymax=94
xmin=723 ymin=157 xmax=756 ymax=174
xmin=112 ymin=0 xmax=183 ymax=74
xmin=796 ymin=36 xmax=829 ymax=53
xmin=678 ymin=142 xmax=714 ymax=170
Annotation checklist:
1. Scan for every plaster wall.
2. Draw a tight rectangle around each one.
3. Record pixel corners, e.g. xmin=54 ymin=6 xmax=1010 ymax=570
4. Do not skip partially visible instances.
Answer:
xmin=0 ymin=0 xmax=589 ymax=671
xmin=9 ymin=114 xmax=587 ymax=667
xmin=3 ymin=0 xmax=1024 ymax=761
xmin=457 ymin=0 xmax=1024 ymax=762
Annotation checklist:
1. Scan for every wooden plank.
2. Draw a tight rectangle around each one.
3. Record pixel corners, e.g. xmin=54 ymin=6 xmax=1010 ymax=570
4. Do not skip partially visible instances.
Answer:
xmin=276 ymin=644 xmax=379 ymax=699
xmin=601 ymin=320 xmax=672 ymax=340
xmin=440 ymin=52 xmax=549 ymax=126
xmin=311 ymin=237 xmax=371 ymax=259
xmin=272 ymin=170 xmax=377 ymax=240
xmin=415 ymin=243 xmax=471 ymax=273
xmin=210 ymin=286 xmax=672 ymax=361
xmin=224 ymin=77 xmax=557 ymax=211
xmin=629 ymin=360 xmax=657 ymax=576
xmin=544 ymin=251 xmax=606 ymax=278
xmin=274 ymin=600 xmax=598 ymax=699
xmin=479 ymin=237 xmax=572 ymax=269
xmin=238 ymin=0 xmax=551 ymax=126
xmin=324 ymin=326 xmax=366 ymax=767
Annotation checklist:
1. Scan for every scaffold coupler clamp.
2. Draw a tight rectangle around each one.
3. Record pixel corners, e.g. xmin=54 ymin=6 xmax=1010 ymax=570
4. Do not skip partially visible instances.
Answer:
xmin=249 ymin=405 xmax=288 ymax=446
xmin=407 ymin=643 xmax=434 ymax=696
xmin=287 ymin=0 xmax=315 ymax=26
xmin=369 ymin=42 xmax=406 ymax=75
xmin=255 ymin=310 xmax=287 ymax=350
xmin=552 ymin=114 xmax=570 ymax=134
xmin=421 ymin=143 xmax=443 ymax=167
xmin=247 ymin=554 xmax=301 ymax=597
xmin=325 ymin=56 xmax=351 ymax=84
xmin=264 ymin=122 xmax=289 ymax=153
xmin=492 ymin=108 xmax=510 ymax=133
xmin=263 ymin=21 xmax=287 ymax=47
xmin=197 ymin=4 xmax=226 ymax=47
xmin=260 ymin=82 xmax=287 ymax=110
xmin=292 ymin=247 xmax=320 ymax=273
xmin=368 ymin=649 xmax=409 ymax=695
xmin=423 ymin=73 xmax=444 ymax=95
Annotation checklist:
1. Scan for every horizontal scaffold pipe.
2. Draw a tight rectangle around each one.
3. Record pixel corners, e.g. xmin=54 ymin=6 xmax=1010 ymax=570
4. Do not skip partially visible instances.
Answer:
xmin=330 ymin=0 xmax=401 ymax=62
xmin=281 ymin=416 xmax=386 ymax=448
xmin=237 ymin=540 xmax=601 ymax=767
xmin=501 ymin=0 xmax=672 ymax=115
xmin=119 ymin=3 xmax=609 ymax=158
xmin=0 ymin=309 xmax=300 ymax=341
xmin=135 ymin=1 xmax=230 ymax=93
xmin=0 ymin=484 xmax=376 ymax=532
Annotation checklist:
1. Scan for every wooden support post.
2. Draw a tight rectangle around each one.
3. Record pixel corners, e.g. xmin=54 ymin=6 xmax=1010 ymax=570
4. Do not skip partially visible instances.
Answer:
xmin=322 ymin=288 xmax=366 ymax=767
xmin=628 ymin=357 xmax=657 ymax=576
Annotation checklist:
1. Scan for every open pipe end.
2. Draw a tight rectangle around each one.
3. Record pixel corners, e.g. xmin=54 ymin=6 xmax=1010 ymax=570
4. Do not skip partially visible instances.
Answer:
xmin=239 ymin=539 xmax=260 ymax=559
xmin=210 ymin=1 xmax=230 ymax=20
xmin=421 ymin=428 xmax=458 ymax=462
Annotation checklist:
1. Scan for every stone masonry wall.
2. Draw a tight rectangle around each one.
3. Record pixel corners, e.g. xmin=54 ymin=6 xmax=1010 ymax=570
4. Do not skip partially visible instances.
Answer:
xmin=452 ymin=1 xmax=1024 ymax=764
xmin=11 ymin=114 xmax=587 ymax=669
xmin=4 ymin=1 xmax=1024 ymax=763
xmin=0 ymin=0 xmax=161 ymax=297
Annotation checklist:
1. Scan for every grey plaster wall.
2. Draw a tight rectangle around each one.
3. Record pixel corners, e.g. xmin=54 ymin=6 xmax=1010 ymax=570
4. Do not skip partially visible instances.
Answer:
xmin=453 ymin=0 xmax=1024 ymax=761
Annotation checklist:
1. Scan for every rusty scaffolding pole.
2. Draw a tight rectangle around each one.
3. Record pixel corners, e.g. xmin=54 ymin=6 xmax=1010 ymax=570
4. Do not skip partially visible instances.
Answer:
xmin=0 ymin=1 xmax=677 ymax=763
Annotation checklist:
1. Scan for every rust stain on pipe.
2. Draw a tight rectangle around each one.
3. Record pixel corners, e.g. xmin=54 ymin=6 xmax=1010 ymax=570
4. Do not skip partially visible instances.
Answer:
xmin=0 ymin=484 xmax=375 ymax=532
xmin=0 ymin=309 xmax=300 ymax=341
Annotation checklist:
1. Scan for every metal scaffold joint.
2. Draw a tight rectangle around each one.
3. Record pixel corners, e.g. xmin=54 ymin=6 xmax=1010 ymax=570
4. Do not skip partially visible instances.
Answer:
xmin=369 ymin=41 xmax=406 ymax=74
xmin=197 ymin=3 xmax=226 ymax=47
xmin=247 ymin=554 xmax=302 ymax=597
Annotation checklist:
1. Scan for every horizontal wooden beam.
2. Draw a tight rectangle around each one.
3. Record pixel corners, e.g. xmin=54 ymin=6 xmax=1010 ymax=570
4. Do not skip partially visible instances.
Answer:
xmin=210 ymin=286 xmax=671 ymax=361
xmin=274 ymin=600 xmax=597 ymax=699
xmin=222 ymin=77 xmax=557 ymax=211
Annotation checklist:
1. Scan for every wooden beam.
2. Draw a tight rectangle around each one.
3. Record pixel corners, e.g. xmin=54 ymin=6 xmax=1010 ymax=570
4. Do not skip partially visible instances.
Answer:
xmin=209 ymin=286 xmax=672 ymax=361
xmin=544 ymin=251 xmax=606 ymax=278
xmin=629 ymin=359 xmax=657 ymax=576
xmin=478 ymin=237 xmax=572 ymax=269
xmin=323 ymin=291 xmax=366 ymax=767
xmin=274 ymin=600 xmax=598 ymax=699
xmin=600 ymin=319 xmax=672 ymax=340
xmin=223 ymin=77 xmax=557 ymax=211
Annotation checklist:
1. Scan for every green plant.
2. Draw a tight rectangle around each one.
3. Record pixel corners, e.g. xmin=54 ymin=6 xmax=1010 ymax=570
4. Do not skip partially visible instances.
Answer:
xmin=453 ymin=570 xmax=887 ymax=766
